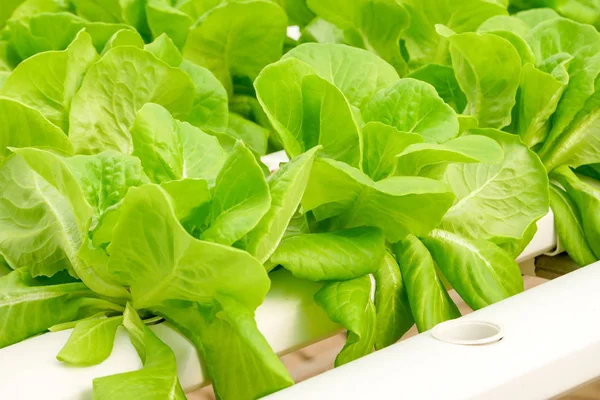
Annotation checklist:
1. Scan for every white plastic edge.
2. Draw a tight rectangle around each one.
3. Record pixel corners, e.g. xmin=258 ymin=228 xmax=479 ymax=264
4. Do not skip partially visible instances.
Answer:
xmin=0 ymin=150 xmax=559 ymax=399
xmin=266 ymin=261 xmax=600 ymax=400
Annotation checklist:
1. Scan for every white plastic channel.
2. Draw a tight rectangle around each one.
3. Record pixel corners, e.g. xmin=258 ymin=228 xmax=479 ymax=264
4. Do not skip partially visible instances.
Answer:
xmin=0 ymin=150 xmax=559 ymax=399
xmin=266 ymin=261 xmax=600 ymax=400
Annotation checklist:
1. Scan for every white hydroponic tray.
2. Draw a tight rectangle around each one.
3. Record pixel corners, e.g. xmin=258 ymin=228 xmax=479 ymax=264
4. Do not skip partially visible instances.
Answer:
xmin=267 ymin=260 xmax=600 ymax=400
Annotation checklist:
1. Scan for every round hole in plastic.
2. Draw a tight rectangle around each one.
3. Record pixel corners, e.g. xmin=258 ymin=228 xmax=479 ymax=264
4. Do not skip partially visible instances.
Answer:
xmin=431 ymin=320 xmax=503 ymax=346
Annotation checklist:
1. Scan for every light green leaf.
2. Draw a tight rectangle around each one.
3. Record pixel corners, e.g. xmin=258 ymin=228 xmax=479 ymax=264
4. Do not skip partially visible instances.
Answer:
xmin=130 ymin=103 xmax=184 ymax=183
xmin=362 ymin=122 xmax=424 ymax=181
xmin=226 ymin=113 xmax=269 ymax=156
xmin=373 ymin=251 xmax=414 ymax=349
xmin=180 ymin=59 xmax=229 ymax=134
xmin=178 ymin=121 xmax=228 ymax=183
xmin=422 ymin=229 xmax=523 ymax=310
xmin=57 ymin=315 xmax=123 ymax=366
xmin=273 ymin=0 xmax=314 ymax=26
xmin=441 ymin=129 xmax=549 ymax=256
xmin=477 ymin=15 xmax=531 ymax=37
xmin=145 ymin=0 xmax=194 ymax=50
xmin=199 ymin=142 xmax=270 ymax=246
xmin=457 ymin=114 xmax=479 ymax=133
xmin=363 ymin=78 xmax=459 ymax=143
xmin=8 ymin=148 xmax=129 ymax=298
xmin=512 ymin=63 xmax=568 ymax=148
xmin=541 ymin=79 xmax=600 ymax=171
xmin=70 ymin=0 xmax=150 ymax=39
xmin=0 ymin=267 xmax=121 ymax=348
xmin=394 ymin=234 xmax=460 ymax=332
xmin=48 ymin=311 xmax=110 ymax=332
xmin=0 ymin=30 xmax=97 ymax=132
xmin=7 ymin=12 xmax=131 ymax=60
xmin=447 ymin=31 xmax=521 ymax=128
xmin=65 ymin=151 xmax=150 ymax=216
xmin=69 ymin=46 xmax=195 ymax=154
xmin=406 ymin=63 xmax=467 ymax=113
xmin=283 ymin=43 xmax=399 ymax=109
xmin=394 ymin=135 xmax=503 ymax=178
xmin=8 ymin=0 xmax=68 ymax=21
xmin=300 ymin=17 xmax=346 ymax=44
xmin=246 ymin=147 xmax=319 ymax=263
xmin=302 ymin=158 xmax=455 ymax=242
xmin=300 ymin=74 xmax=362 ymax=166
xmin=0 ymin=98 xmax=73 ymax=158
xmin=183 ymin=0 xmax=287 ymax=95
xmin=551 ymin=166 xmax=600 ymax=259
xmin=548 ymin=182 xmax=597 ymax=267
xmin=255 ymin=57 xmax=362 ymax=163
xmin=157 ymin=298 xmax=293 ymax=400
xmin=93 ymin=304 xmax=186 ymax=400
xmin=515 ymin=8 xmax=561 ymax=28
xmin=101 ymin=29 xmax=145 ymax=54
xmin=528 ymin=18 xmax=600 ymax=162
xmin=314 ymin=275 xmax=376 ymax=366
xmin=107 ymin=185 xmax=269 ymax=310
xmin=0 ymin=0 xmax=26 ymax=29
xmin=0 ymin=149 xmax=91 ymax=277
xmin=130 ymin=103 xmax=227 ymax=184
xmin=270 ymin=227 xmax=385 ymax=280
xmin=144 ymin=33 xmax=183 ymax=67
xmin=175 ymin=0 xmax=223 ymax=20
xmin=401 ymin=0 xmax=507 ymax=67
xmin=306 ymin=0 xmax=410 ymax=75
xmin=160 ymin=179 xmax=211 ymax=233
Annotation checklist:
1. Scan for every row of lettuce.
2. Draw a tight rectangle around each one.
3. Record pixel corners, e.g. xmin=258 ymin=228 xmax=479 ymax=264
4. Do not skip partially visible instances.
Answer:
xmin=1 ymin=1 xmax=600 ymax=399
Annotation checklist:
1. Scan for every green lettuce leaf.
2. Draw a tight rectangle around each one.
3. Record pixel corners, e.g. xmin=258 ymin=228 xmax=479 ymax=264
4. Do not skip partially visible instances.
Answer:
xmin=7 ymin=12 xmax=131 ymax=61
xmin=362 ymin=78 xmax=460 ymax=143
xmin=302 ymin=157 xmax=455 ymax=242
xmin=106 ymin=184 xmax=269 ymax=310
xmin=314 ymin=275 xmax=376 ymax=366
xmin=157 ymin=298 xmax=293 ymax=400
xmin=0 ymin=98 xmax=73 ymax=158
xmin=57 ymin=315 xmax=123 ymax=366
xmin=548 ymin=182 xmax=597 ymax=266
xmin=0 ymin=30 xmax=98 ymax=132
xmin=401 ymin=0 xmax=506 ymax=67
xmin=421 ymin=229 xmax=524 ymax=310
xmin=393 ymin=234 xmax=460 ymax=332
xmin=245 ymin=147 xmax=319 ymax=263
xmin=394 ymin=135 xmax=503 ymax=178
xmin=361 ymin=122 xmax=423 ymax=181
xmin=446 ymin=30 xmax=521 ymax=129
xmin=93 ymin=304 xmax=186 ymax=400
xmin=306 ymin=0 xmax=410 ymax=75
xmin=0 ymin=267 xmax=122 ymax=348
xmin=199 ymin=141 xmax=270 ymax=246
xmin=270 ymin=227 xmax=385 ymax=280
xmin=440 ymin=129 xmax=549 ymax=256
xmin=69 ymin=46 xmax=196 ymax=154
xmin=373 ymin=251 xmax=414 ymax=349
xmin=183 ymin=0 xmax=287 ymax=95
xmin=130 ymin=103 xmax=227 ymax=185
xmin=551 ymin=166 xmax=600 ymax=259
xmin=406 ymin=63 xmax=467 ymax=112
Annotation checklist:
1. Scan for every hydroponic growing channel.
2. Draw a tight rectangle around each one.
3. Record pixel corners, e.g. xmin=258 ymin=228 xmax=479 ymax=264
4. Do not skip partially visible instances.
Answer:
xmin=1 ymin=1 xmax=600 ymax=400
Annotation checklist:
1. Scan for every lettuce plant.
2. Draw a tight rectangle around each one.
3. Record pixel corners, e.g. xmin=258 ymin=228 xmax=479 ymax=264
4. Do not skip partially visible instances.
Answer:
xmin=304 ymin=0 xmax=600 ymax=268
xmin=0 ymin=0 xmax=294 ymax=155
xmin=0 ymin=29 xmax=310 ymax=399
xmin=255 ymin=43 xmax=548 ymax=361
xmin=0 ymin=2 xmax=571 ymax=399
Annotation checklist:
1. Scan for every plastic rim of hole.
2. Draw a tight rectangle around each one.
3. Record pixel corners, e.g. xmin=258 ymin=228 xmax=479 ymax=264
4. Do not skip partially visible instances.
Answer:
xmin=431 ymin=320 xmax=503 ymax=346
